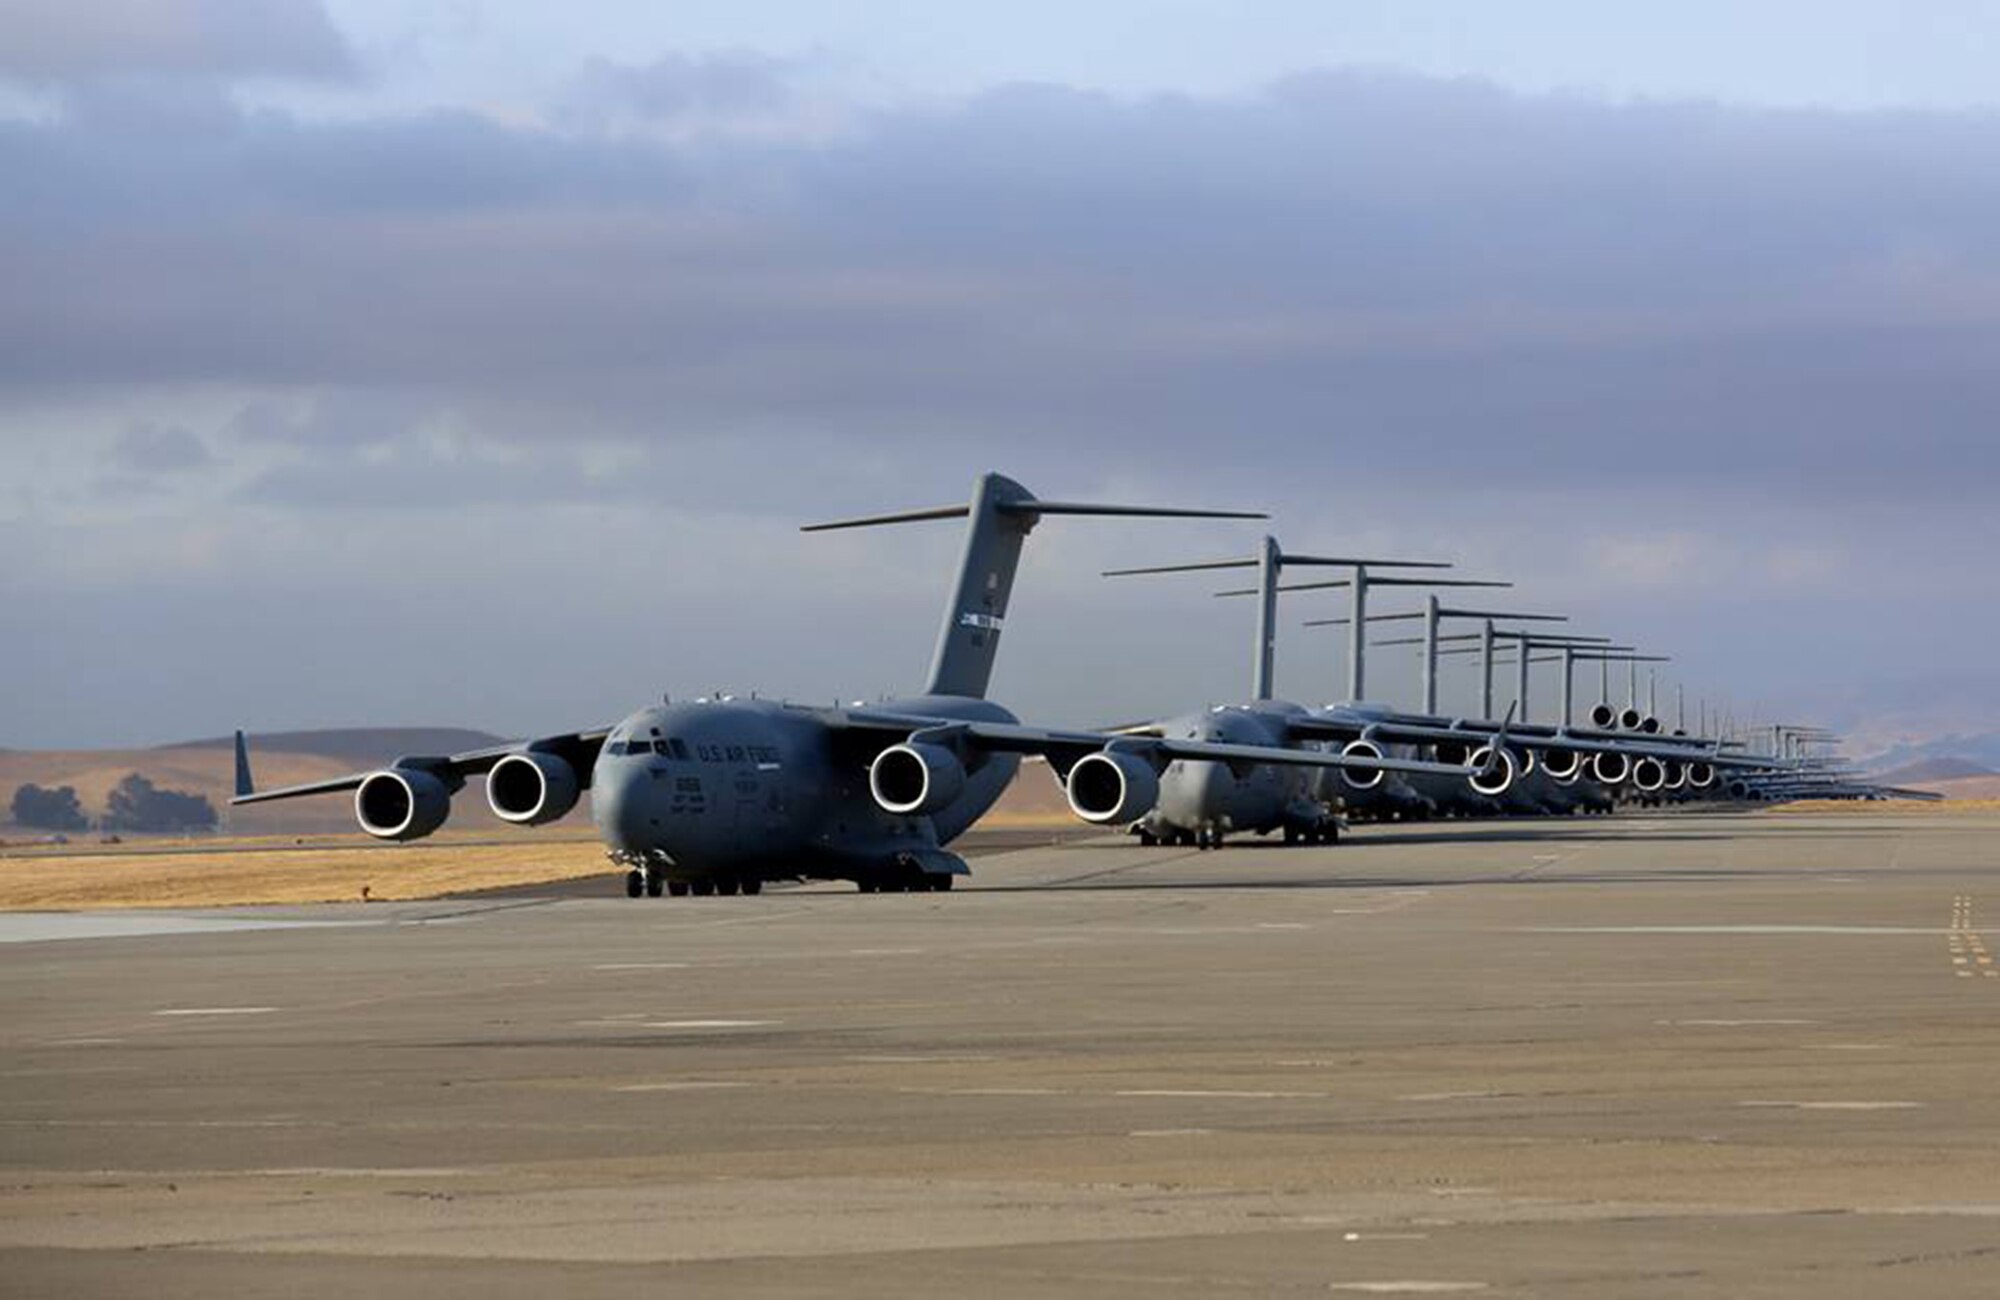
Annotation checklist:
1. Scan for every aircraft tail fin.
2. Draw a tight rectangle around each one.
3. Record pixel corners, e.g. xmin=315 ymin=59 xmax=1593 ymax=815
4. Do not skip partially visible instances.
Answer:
xmin=803 ymin=473 xmax=1262 ymax=700
xmin=233 ymin=730 xmax=255 ymax=799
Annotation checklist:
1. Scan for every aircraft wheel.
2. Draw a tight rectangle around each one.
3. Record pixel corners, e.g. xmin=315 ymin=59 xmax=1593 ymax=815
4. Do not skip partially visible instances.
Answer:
xmin=667 ymin=880 xmax=690 ymax=897
xmin=1136 ymin=829 xmax=1158 ymax=847
xmin=624 ymin=870 xmax=643 ymax=899
xmin=645 ymin=874 xmax=664 ymax=898
xmin=857 ymin=879 xmax=878 ymax=894
xmin=717 ymin=877 xmax=741 ymax=896
xmin=1282 ymin=825 xmax=1299 ymax=846
xmin=741 ymin=878 xmax=763 ymax=896
xmin=1321 ymin=823 xmax=1340 ymax=844
xmin=930 ymin=875 xmax=954 ymax=892
xmin=692 ymin=879 xmax=716 ymax=897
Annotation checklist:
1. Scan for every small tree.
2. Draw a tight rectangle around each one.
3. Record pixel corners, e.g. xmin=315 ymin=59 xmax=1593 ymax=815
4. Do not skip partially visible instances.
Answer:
xmin=11 ymin=783 xmax=90 ymax=832
xmin=100 ymin=773 xmax=217 ymax=833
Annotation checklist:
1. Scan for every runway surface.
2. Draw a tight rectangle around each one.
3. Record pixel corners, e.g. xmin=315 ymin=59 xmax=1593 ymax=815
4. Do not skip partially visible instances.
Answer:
xmin=4 ymin=811 xmax=1998 ymax=1297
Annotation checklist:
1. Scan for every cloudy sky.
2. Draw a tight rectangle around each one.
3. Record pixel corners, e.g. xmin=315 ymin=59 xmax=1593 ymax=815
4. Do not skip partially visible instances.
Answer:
xmin=4 ymin=0 xmax=1997 ymax=754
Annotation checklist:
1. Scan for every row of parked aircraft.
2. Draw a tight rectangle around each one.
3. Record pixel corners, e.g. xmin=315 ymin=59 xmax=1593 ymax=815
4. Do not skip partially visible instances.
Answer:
xmin=232 ymin=472 xmax=1922 ymax=898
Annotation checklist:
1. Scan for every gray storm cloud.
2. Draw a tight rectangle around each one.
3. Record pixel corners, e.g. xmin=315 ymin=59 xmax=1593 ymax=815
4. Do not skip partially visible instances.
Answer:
xmin=0 ymin=0 xmax=354 ymax=84
xmin=1 ymin=56 xmax=1994 ymax=747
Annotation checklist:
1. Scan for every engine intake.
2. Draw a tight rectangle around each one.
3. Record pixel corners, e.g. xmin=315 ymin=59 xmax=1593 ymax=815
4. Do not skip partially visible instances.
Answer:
xmin=1589 ymin=703 xmax=1617 ymax=729
xmin=1338 ymin=739 xmax=1387 ymax=791
xmin=869 ymin=743 xmax=967 ymax=816
xmin=1632 ymin=757 xmax=1667 ymax=793
xmin=1617 ymin=707 xmax=1644 ymax=731
xmin=1590 ymin=751 xmax=1632 ymax=785
xmin=355 ymin=768 xmax=451 ymax=842
xmin=1687 ymin=761 xmax=1717 ymax=790
xmin=1066 ymin=750 xmax=1160 ymax=825
xmin=1540 ymin=747 xmax=1584 ymax=782
xmin=1467 ymin=744 xmax=1517 ymax=798
xmin=486 ymin=752 xmax=581 ymax=826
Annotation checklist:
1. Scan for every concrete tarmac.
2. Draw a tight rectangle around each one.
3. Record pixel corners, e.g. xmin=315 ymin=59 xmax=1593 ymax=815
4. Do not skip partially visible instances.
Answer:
xmin=4 ymin=811 xmax=1998 ymax=1297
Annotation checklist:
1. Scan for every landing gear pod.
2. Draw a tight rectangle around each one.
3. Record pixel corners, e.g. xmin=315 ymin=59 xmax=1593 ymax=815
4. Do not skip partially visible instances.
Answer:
xmin=1339 ymin=739 xmax=1387 ymax=791
xmin=1065 ymin=750 xmax=1160 ymax=825
xmin=355 ymin=768 xmax=452 ymax=841
xmin=486 ymin=752 xmax=581 ymax=826
xmin=1467 ymin=744 xmax=1517 ymax=798
xmin=1590 ymin=751 xmax=1632 ymax=785
xmin=869 ymin=743 xmax=968 ymax=816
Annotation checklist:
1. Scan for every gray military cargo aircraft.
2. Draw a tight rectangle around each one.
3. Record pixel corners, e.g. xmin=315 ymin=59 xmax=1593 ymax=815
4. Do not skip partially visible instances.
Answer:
xmin=233 ymin=473 xmax=1487 ymax=896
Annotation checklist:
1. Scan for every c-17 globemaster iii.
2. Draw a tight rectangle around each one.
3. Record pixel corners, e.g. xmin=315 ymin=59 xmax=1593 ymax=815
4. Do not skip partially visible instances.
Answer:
xmin=233 ymin=473 xmax=1485 ymax=896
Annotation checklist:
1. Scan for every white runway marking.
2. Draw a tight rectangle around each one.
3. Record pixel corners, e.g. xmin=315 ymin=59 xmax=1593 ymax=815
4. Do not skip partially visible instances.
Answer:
xmin=153 ymin=1007 xmax=278 ymax=1017
xmin=0 ymin=914 xmax=359 ymax=945
xmin=1129 ymin=1128 xmax=1214 ymax=1137
xmin=1531 ymin=925 xmax=1943 ymax=935
xmin=1115 ymin=1089 xmax=1326 ymax=1099
xmin=612 ymin=1081 xmax=754 ymax=1092
xmin=945 ymin=1087 xmax=1059 ymax=1096
xmin=639 ymin=1019 xmax=782 ymax=1030
xmin=1400 ymin=1090 xmax=1512 ymax=1101
xmin=592 ymin=962 xmax=689 ymax=971
xmin=1343 ymin=1232 xmax=1432 ymax=1241
xmin=1329 ymin=1284 xmax=1487 ymax=1294
xmin=1660 ymin=1018 xmax=1819 ymax=1027
xmin=1740 ymin=1100 xmax=1924 ymax=1111
xmin=1257 ymin=922 xmax=1310 ymax=930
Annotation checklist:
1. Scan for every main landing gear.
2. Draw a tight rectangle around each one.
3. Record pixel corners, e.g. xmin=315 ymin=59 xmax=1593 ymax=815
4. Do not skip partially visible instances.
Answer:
xmin=623 ymin=863 xmax=762 ymax=899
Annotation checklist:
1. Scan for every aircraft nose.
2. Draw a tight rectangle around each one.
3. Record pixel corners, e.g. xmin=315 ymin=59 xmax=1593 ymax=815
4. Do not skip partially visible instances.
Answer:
xmin=590 ymin=755 xmax=653 ymax=850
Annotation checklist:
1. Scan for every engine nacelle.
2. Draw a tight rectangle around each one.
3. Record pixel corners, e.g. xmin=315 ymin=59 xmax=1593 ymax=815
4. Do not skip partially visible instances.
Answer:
xmin=1338 ymin=739 xmax=1387 ymax=791
xmin=1540 ymin=747 xmax=1584 ymax=782
xmin=1727 ymin=779 xmax=1752 ymax=800
xmin=1662 ymin=758 xmax=1688 ymax=792
xmin=1639 ymin=716 xmax=1662 ymax=735
xmin=1065 ymin=750 xmax=1160 ymax=825
xmin=1466 ymin=744 xmax=1517 ymax=798
xmin=486 ymin=752 xmax=581 ymax=826
xmin=1617 ymin=707 xmax=1644 ymax=731
xmin=1687 ymin=761 xmax=1717 ymax=790
xmin=1433 ymin=738 xmax=1474 ymax=766
xmin=1632 ymin=757 xmax=1667 ymax=793
xmin=355 ymin=768 xmax=452 ymax=842
xmin=869 ymin=743 xmax=967 ymax=816
xmin=1589 ymin=703 xmax=1617 ymax=729
xmin=1590 ymin=751 xmax=1632 ymax=785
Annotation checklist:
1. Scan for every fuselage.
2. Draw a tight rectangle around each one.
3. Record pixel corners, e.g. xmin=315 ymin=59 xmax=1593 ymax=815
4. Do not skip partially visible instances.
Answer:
xmin=590 ymin=694 xmax=1019 ymax=883
xmin=1137 ymin=700 xmax=1326 ymax=840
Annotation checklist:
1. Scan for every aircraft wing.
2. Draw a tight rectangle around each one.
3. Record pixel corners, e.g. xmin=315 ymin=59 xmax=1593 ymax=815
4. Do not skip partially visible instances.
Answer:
xmin=1277 ymin=714 xmax=1781 ymax=769
xmin=833 ymin=710 xmax=1481 ymax=779
xmin=231 ymin=728 xmax=614 ymax=806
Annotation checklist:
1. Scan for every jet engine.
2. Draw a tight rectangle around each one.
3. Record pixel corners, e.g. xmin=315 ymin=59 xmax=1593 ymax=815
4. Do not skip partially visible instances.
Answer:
xmin=1727 ymin=779 xmax=1752 ymax=800
xmin=1639 ymin=716 xmax=1662 ymax=735
xmin=355 ymin=768 xmax=452 ymax=841
xmin=1065 ymin=750 xmax=1160 ymax=825
xmin=869 ymin=743 xmax=967 ymax=816
xmin=1466 ymin=744 xmax=1517 ymax=797
xmin=1541 ymin=747 xmax=1584 ymax=783
xmin=1687 ymin=761 xmax=1717 ymax=790
xmin=1338 ymin=739 xmax=1387 ymax=790
xmin=1661 ymin=758 xmax=1688 ymax=792
xmin=1617 ymin=707 xmax=1644 ymax=731
xmin=486 ymin=752 xmax=581 ymax=826
xmin=1590 ymin=751 xmax=1632 ymax=785
xmin=1631 ymin=757 xmax=1667 ymax=793
xmin=1589 ymin=703 xmax=1617 ymax=729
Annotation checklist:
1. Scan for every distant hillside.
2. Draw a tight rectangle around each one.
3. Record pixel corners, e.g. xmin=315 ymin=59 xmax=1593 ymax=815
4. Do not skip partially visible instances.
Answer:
xmin=1874 ymin=756 xmax=1997 ymax=786
xmin=2 ymin=726 xmax=536 ymax=837
xmin=1861 ymin=732 xmax=2000 ymax=777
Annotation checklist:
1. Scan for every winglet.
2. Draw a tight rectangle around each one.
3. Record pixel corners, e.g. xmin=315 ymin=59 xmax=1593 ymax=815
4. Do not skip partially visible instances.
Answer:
xmin=234 ymin=730 xmax=255 ymax=800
